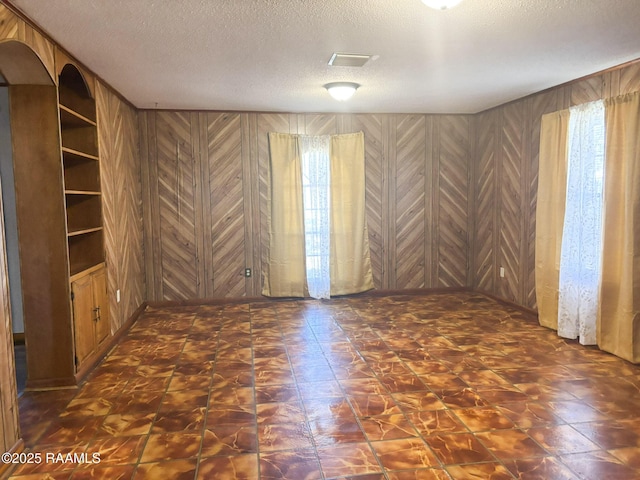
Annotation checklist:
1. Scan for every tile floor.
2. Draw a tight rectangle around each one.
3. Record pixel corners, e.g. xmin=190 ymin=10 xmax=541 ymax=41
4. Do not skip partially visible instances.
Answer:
xmin=7 ymin=292 xmax=640 ymax=479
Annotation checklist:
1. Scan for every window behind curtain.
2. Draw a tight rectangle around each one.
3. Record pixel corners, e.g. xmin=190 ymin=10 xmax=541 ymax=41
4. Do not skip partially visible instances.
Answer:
xmin=300 ymin=135 xmax=331 ymax=299
xmin=264 ymin=131 xmax=374 ymax=298
xmin=557 ymin=100 xmax=605 ymax=344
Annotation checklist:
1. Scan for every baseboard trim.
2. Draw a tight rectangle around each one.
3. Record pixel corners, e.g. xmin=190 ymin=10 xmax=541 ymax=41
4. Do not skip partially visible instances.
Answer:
xmin=145 ymin=287 xmax=476 ymax=308
xmin=474 ymin=289 xmax=538 ymax=317
xmin=141 ymin=288 xmax=539 ymax=320
xmin=357 ymin=287 xmax=470 ymax=297
xmin=147 ymin=296 xmax=267 ymax=308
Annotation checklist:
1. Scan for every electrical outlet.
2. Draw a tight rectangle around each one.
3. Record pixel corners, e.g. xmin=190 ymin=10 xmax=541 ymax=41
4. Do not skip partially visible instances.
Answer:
xmin=499 ymin=267 xmax=505 ymax=278
xmin=116 ymin=289 xmax=121 ymax=302
xmin=245 ymin=268 xmax=252 ymax=278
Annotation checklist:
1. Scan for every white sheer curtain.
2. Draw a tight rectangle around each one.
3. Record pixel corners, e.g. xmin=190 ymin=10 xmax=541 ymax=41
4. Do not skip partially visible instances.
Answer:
xmin=557 ymin=100 xmax=605 ymax=345
xmin=300 ymin=135 xmax=331 ymax=299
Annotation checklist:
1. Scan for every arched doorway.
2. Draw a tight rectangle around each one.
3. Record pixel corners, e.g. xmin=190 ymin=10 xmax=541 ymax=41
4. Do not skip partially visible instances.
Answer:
xmin=0 ymin=39 xmax=76 ymax=405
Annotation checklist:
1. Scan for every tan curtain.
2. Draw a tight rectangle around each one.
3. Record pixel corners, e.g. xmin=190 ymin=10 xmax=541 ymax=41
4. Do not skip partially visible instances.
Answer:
xmin=330 ymin=132 xmax=374 ymax=295
xmin=264 ymin=131 xmax=374 ymax=298
xmin=535 ymin=109 xmax=570 ymax=330
xmin=599 ymin=92 xmax=640 ymax=363
xmin=262 ymin=132 xmax=307 ymax=297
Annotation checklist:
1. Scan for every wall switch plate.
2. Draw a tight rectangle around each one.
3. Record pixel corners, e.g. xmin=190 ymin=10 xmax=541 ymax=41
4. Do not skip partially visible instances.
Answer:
xmin=245 ymin=268 xmax=252 ymax=277
xmin=499 ymin=267 xmax=505 ymax=278
xmin=116 ymin=289 xmax=121 ymax=302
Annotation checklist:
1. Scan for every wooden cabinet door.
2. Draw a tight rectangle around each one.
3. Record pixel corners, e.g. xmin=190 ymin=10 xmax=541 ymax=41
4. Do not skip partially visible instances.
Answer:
xmin=92 ymin=267 xmax=110 ymax=345
xmin=71 ymin=274 xmax=95 ymax=366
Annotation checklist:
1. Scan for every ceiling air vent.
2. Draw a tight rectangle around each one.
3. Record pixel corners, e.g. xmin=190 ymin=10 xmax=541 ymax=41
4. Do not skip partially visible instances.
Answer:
xmin=328 ymin=53 xmax=372 ymax=67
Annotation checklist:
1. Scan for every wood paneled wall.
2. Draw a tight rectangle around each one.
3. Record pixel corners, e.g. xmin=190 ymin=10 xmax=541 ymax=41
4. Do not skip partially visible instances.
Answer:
xmin=472 ymin=60 xmax=640 ymax=309
xmin=139 ymin=112 xmax=473 ymax=300
xmin=1 ymin=0 xmax=639 ymax=460
xmin=95 ymin=82 xmax=146 ymax=332
xmin=134 ymin=59 xmax=640 ymax=311
xmin=0 ymin=2 xmax=146 ymax=456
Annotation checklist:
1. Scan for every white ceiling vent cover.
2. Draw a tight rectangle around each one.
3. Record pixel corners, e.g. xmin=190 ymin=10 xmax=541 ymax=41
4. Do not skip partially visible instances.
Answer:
xmin=328 ymin=53 xmax=372 ymax=67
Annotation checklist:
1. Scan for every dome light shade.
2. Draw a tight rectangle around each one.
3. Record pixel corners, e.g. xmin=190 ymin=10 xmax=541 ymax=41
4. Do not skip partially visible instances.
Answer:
xmin=324 ymin=82 xmax=360 ymax=101
xmin=421 ymin=0 xmax=463 ymax=10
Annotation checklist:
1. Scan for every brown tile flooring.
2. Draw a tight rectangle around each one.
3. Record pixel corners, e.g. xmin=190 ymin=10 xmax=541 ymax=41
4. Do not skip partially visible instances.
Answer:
xmin=8 ymin=292 xmax=640 ymax=479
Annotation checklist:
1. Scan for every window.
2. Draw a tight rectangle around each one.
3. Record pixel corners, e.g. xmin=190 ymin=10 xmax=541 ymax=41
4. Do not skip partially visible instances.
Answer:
xmin=264 ymin=131 xmax=374 ymax=299
xmin=557 ymin=100 xmax=605 ymax=344
xmin=300 ymin=135 xmax=331 ymax=299
xmin=536 ymin=92 xmax=640 ymax=362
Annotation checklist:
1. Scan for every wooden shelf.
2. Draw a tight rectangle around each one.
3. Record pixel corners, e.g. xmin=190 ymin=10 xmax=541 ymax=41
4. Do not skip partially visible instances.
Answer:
xmin=65 ymin=190 xmax=101 ymax=196
xmin=63 ymin=156 xmax=101 ymax=192
xmin=59 ymin=104 xmax=96 ymax=128
xmin=65 ymin=194 xmax=102 ymax=233
xmin=68 ymin=229 xmax=104 ymax=277
xmin=67 ymin=226 xmax=103 ymax=237
xmin=69 ymin=259 xmax=103 ymax=278
xmin=58 ymin=84 xmax=96 ymax=122
xmin=62 ymin=146 xmax=98 ymax=162
xmin=69 ymin=262 xmax=105 ymax=283
xmin=61 ymin=125 xmax=98 ymax=157
xmin=59 ymin=63 xmax=107 ymax=373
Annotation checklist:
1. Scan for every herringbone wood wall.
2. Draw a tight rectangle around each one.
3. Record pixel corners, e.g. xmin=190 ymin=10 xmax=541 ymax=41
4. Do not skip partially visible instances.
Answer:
xmin=0 ymin=0 xmax=640 ymax=460
xmin=95 ymin=83 xmax=146 ymax=332
xmin=139 ymin=112 xmax=473 ymax=300
xmin=472 ymin=60 xmax=640 ymax=309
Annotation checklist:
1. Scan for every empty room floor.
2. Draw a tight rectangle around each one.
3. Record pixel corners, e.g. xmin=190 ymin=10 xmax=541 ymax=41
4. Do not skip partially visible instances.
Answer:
xmin=8 ymin=291 xmax=640 ymax=480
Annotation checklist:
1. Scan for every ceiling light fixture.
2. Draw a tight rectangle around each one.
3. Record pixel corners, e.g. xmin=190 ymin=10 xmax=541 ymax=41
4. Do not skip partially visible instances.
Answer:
xmin=324 ymin=82 xmax=360 ymax=101
xmin=421 ymin=0 xmax=463 ymax=10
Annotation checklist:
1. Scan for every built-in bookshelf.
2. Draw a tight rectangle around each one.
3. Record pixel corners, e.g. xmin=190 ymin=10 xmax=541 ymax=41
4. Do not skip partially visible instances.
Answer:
xmin=59 ymin=64 xmax=104 ymax=277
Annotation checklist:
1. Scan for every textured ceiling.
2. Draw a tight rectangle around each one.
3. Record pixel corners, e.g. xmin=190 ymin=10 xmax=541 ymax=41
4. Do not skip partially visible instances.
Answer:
xmin=10 ymin=0 xmax=640 ymax=113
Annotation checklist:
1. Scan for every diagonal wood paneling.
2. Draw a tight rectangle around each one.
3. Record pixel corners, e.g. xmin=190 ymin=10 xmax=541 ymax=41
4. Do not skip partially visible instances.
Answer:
xmin=619 ymin=62 xmax=640 ymax=95
xmin=17 ymin=21 xmax=55 ymax=81
xmin=570 ymin=76 xmax=604 ymax=106
xmin=95 ymin=83 xmax=117 ymax=327
xmin=437 ymin=115 xmax=470 ymax=287
xmin=139 ymin=111 xmax=161 ymax=300
xmin=471 ymin=64 xmax=640 ymax=310
xmin=0 ymin=5 xmax=18 ymax=41
xmin=498 ymin=102 xmax=524 ymax=302
xmin=96 ymin=82 xmax=145 ymax=330
xmin=474 ymin=110 xmax=497 ymax=293
xmin=303 ymin=114 xmax=337 ymax=136
xmin=352 ymin=114 xmax=385 ymax=289
xmin=207 ymin=112 xmax=246 ymax=298
xmin=137 ymin=58 xmax=640 ymax=305
xmin=395 ymin=115 xmax=426 ymax=289
xmin=498 ymin=102 xmax=524 ymax=301
xmin=155 ymin=111 xmax=199 ymax=300
xmin=117 ymin=100 xmax=145 ymax=324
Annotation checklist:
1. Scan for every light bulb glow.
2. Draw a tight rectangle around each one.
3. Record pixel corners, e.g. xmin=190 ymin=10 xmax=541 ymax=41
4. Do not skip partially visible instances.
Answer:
xmin=324 ymin=82 xmax=360 ymax=101
xmin=421 ymin=0 xmax=463 ymax=10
